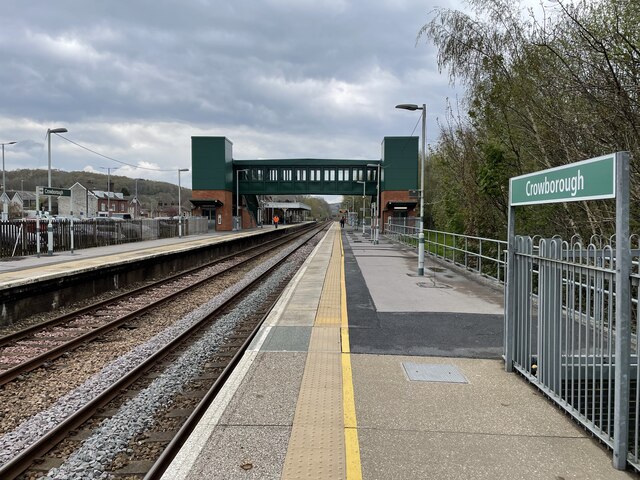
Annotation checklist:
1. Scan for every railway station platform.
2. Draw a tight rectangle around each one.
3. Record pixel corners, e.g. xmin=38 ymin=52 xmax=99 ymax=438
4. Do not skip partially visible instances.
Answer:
xmin=0 ymin=226 xmax=285 ymax=290
xmin=161 ymin=223 xmax=635 ymax=480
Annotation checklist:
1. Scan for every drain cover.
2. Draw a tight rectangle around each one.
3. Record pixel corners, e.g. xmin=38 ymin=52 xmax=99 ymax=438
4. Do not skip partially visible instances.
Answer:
xmin=402 ymin=362 xmax=468 ymax=384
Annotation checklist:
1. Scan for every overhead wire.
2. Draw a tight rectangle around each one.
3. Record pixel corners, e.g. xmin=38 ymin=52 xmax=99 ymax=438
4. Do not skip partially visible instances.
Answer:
xmin=54 ymin=133 xmax=178 ymax=172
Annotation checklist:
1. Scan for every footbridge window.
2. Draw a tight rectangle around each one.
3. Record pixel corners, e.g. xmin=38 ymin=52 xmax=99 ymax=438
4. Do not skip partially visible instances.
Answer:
xmin=296 ymin=168 xmax=307 ymax=181
xmin=324 ymin=169 xmax=336 ymax=181
xmin=268 ymin=169 xmax=278 ymax=181
xmin=338 ymin=168 xmax=350 ymax=181
xmin=310 ymin=169 xmax=321 ymax=181
xmin=252 ymin=168 xmax=263 ymax=181
xmin=282 ymin=168 xmax=292 ymax=181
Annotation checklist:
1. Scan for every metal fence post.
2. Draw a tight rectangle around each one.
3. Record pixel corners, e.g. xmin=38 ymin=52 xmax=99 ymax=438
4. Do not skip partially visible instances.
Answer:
xmin=613 ymin=151 xmax=631 ymax=469
xmin=505 ymin=204 xmax=516 ymax=372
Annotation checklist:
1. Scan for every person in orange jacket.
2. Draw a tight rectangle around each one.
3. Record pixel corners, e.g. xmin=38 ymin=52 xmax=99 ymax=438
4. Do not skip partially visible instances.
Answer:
xmin=273 ymin=215 xmax=280 ymax=228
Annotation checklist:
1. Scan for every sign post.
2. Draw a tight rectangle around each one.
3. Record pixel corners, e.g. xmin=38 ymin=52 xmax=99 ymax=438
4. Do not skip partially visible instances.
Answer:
xmin=506 ymin=152 xmax=630 ymax=470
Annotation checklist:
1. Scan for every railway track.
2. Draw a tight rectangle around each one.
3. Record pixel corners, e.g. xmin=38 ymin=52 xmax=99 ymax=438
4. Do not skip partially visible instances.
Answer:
xmin=0 ymin=223 xmax=317 ymax=386
xmin=0 ymin=221 xmax=329 ymax=479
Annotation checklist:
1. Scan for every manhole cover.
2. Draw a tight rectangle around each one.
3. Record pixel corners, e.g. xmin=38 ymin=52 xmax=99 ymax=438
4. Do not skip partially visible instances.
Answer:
xmin=416 ymin=281 xmax=451 ymax=289
xmin=402 ymin=362 xmax=468 ymax=384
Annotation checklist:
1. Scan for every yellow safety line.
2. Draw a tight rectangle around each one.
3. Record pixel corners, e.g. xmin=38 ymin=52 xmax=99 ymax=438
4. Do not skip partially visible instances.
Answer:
xmin=339 ymin=232 xmax=363 ymax=480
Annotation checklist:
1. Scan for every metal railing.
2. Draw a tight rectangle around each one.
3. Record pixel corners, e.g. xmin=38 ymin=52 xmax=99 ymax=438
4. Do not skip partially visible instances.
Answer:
xmin=509 ymin=235 xmax=640 ymax=471
xmin=0 ymin=217 xmax=209 ymax=258
xmin=384 ymin=221 xmax=507 ymax=284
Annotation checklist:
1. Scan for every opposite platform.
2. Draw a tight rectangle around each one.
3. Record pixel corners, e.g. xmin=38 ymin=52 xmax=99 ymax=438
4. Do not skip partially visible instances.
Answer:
xmin=161 ymin=224 xmax=635 ymax=479
xmin=0 ymin=225 xmax=287 ymax=290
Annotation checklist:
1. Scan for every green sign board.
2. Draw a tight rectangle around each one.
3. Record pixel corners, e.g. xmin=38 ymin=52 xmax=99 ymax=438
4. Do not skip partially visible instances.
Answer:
xmin=509 ymin=154 xmax=616 ymax=206
xmin=38 ymin=186 xmax=71 ymax=197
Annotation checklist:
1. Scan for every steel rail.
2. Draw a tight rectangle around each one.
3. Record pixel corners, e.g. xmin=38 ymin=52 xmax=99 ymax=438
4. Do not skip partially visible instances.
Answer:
xmin=0 ymin=222 xmax=328 ymax=479
xmin=0 ymin=225 xmax=313 ymax=349
xmin=0 ymin=226 xmax=316 ymax=385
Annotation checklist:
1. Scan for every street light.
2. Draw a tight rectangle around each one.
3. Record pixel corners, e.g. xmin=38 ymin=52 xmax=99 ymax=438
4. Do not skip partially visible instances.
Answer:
xmin=396 ymin=103 xmax=426 ymax=276
xmin=99 ymin=166 xmax=115 ymax=216
xmin=1 ymin=141 xmax=16 ymax=194
xmin=2 ymin=142 xmax=16 ymax=220
xmin=367 ymin=163 xmax=381 ymax=244
xmin=178 ymin=168 xmax=189 ymax=237
xmin=356 ymin=179 xmax=366 ymax=235
xmin=235 ymin=169 xmax=249 ymax=231
xmin=47 ymin=127 xmax=67 ymax=213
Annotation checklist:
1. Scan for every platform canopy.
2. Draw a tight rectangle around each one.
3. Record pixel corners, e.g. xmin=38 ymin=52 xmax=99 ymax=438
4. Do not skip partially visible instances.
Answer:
xmin=263 ymin=201 xmax=311 ymax=211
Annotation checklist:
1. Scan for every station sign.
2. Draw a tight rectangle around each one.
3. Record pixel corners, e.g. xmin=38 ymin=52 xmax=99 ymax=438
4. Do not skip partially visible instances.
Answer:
xmin=509 ymin=154 xmax=616 ymax=206
xmin=37 ymin=186 xmax=71 ymax=197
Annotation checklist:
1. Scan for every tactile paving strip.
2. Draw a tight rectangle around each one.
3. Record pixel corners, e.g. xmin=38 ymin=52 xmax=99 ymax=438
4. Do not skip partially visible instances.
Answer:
xmin=282 ymin=227 xmax=347 ymax=480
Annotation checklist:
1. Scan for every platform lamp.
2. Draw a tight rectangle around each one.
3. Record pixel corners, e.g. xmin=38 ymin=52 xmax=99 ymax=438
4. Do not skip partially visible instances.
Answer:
xmin=178 ymin=168 xmax=189 ymax=237
xmin=47 ymin=127 xmax=67 ymax=214
xmin=1 ymin=141 xmax=16 ymax=194
xmin=235 ymin=169 xmax=249 ymax=231
xmin=1 ymin=142 xmax=16 ymax=220
xmin=367 ymin=163 xmax=381 ymax=244
xmin=356 ymin=179 xmax=366 ymax=235
xmin=395 ymin=103 xmax=425 ymax=276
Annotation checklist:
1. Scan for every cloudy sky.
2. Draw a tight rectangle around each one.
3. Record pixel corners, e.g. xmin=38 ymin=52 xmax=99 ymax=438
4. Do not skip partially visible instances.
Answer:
xmin=0 ymin=0 xmax=468 ymax=193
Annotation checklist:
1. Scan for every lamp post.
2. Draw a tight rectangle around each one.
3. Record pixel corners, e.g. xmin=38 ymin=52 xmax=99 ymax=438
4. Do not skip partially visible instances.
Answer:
xmin=47 ymin=127 xmax=67 ymax=213
xmin=396 ymin=103 xmax=426 ymax=276
xmin=178 ymin=168 xmax=189 ymax=237
xmin=356 ymin=179 xmax=366 ymax=234
xmin=235 ymin=169 xmax=249 ymax=231
xmin=367 ymin=163 xmax=381 ymax=244
xmin=99 ymin=166 xmax=114 ymax=216
xmin=1 ymin=141 xmax=16 ymax=195
xmin=2 ymin=142 xmax=16 ymax=220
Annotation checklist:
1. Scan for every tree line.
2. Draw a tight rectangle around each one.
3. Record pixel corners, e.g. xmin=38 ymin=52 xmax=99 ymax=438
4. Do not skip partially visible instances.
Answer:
xmin=420 ymin=0 xmax=639 ymax=240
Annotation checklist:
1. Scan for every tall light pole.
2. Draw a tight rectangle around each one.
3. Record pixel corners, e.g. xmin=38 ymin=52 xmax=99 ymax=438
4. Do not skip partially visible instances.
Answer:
xmin=396 ymin=103 xmax=426 ymax=276
xmin=178 ymin=168 xmax=189 ymax=237
xmin=1 ymin=141 xmax=16 ymax=194
xmin=356 ymin=179 xmax=366 ymax=234
xmin=235 ymin=169 xmax=249 ymax=231
xmin=47 ymin=127 xmax=67 ymax=213
xmin=99 ymin=166 xmax=114 ymax=216
xmin=367 ymin=163 xmax=381 ymax=244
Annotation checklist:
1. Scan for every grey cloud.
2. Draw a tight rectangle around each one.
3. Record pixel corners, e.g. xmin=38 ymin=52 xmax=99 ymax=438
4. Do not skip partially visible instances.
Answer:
xmin=0 ymin=0 xmax=463 ymax=187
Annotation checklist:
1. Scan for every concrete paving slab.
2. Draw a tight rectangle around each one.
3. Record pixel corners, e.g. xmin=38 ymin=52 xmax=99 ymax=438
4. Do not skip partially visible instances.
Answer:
xmin=260 ymin=327 xmax=312 ymax=352
xmin=276 ymin=310 xmax=317 ymax=326
xmin=220 ymin=352 xmax=305 ymax=426
xmin=358 ymin=429 xmax=635 ymax=480
xmin=352 ymin=355 xmax=589 ymax=438
xmin=186 ymin=425 xmax=291 ymax=480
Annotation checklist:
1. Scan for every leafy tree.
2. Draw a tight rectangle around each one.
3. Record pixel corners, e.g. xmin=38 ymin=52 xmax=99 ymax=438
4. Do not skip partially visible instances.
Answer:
xmin=419 ymin=0 xmax=640 ymax=239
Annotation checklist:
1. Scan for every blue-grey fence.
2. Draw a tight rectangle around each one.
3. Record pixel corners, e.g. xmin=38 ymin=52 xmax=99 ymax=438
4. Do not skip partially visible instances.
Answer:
xmin=0 ymin=217 xmax=209 ymax=258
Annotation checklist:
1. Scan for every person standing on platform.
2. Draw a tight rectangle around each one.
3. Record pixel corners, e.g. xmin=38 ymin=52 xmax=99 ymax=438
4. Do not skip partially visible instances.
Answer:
xmin=273 ymin=215 xmax=280 ymax=228
xmin=340 ymin=216 xmax=345 ymax=228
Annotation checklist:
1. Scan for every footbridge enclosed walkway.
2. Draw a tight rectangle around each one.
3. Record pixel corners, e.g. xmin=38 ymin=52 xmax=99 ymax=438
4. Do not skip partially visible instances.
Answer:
xmin=161 ymin=224 xmax=631 ymax=479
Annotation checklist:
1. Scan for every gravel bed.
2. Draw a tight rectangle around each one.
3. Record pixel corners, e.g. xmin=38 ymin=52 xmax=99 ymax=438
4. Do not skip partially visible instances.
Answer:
xmin=0 ymin=236 xmax=314 ymax=477
xmin=0 ymin=258 xmax=239 ymax=435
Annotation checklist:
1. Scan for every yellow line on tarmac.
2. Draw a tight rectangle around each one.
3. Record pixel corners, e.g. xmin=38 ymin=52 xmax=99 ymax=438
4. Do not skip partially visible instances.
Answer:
xmin=340 ymin=232 xmax=363 ymax=480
